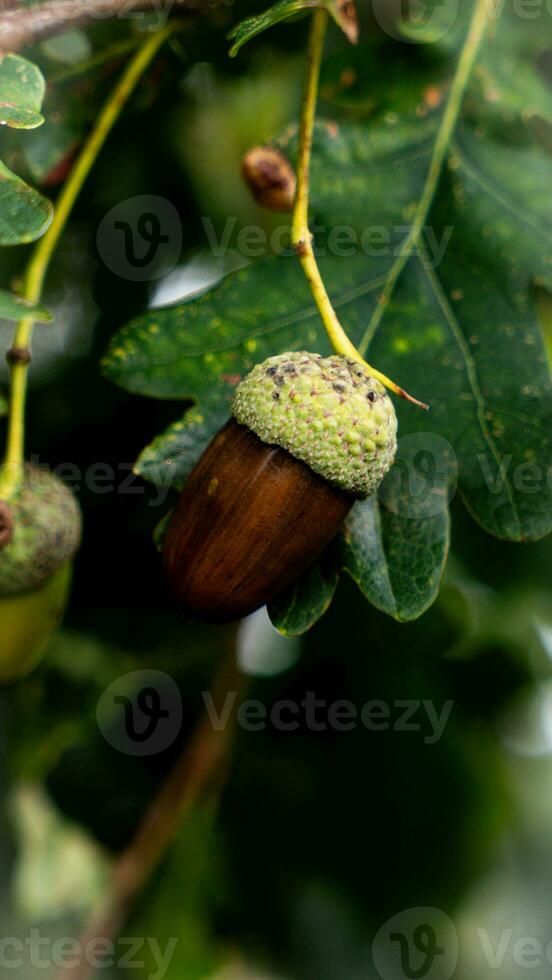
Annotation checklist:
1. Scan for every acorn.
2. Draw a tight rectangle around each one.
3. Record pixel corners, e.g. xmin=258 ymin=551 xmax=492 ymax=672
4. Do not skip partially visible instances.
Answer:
xmin=163 ymin=352 xmax=398 ymax=624
xmin=0 ymin=565 xmax=72 ymax=684
xmin=242 ymin=146 xmax=297 ymax=212
xmin=0 ymin=466 xmax=81 ymax=682
xmin=0 ymin=466 xmax=81 ymax=596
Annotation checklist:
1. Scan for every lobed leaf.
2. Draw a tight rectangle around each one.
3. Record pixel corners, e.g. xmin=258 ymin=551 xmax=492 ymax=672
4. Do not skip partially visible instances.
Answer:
xmin=338 ymin=499 xmax=449 ymax=623
xmin=268 ymin=554 xmax=339 ymax=635
xmin=0 ymin=160 xmax=53 ymax=245
xmin=105 ymin=0 xmax=552 ymax=629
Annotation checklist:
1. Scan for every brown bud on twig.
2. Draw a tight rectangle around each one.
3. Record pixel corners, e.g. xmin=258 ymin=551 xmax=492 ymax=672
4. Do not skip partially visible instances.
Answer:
xmin=242 ymin=146 xmax=297 ymax=213
xmin=335 ymin=0 xmax=359 ymax=44
xmin=6 ymin=346 xmax=31 ymax=367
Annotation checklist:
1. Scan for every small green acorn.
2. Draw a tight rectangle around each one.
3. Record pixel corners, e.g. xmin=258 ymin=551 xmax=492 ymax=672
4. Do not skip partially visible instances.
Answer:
xmin=0 ymin=466 xmax=81 ymax=596
xmin=0 ymin=565 xmax=72 ymax=684
xmin=0 ymin=467 xmax=81 ymax=683
xmin=164 ymin=352 xmax=397 ymax=623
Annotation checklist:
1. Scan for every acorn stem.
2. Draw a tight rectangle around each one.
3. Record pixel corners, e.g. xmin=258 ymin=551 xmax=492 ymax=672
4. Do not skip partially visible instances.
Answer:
xmin=0 ymin=23 xmax=181 ymax=502
xmin=291 ymin=11 xmax=428 ymax=412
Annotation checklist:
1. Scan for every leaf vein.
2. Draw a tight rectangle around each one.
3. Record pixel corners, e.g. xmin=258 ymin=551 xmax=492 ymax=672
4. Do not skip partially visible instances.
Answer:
xmin=419 ymin=246 xmax=522 ymax=538
xmin=123 ymin=274 xmax=388 ymax=367
xmin=453 ymin=138 xmax=552 ymax=247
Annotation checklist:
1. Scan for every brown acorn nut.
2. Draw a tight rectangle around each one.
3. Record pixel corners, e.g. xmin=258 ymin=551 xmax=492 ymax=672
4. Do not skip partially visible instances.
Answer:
xmin=242 ymin=146 xmax=296 ymax=212
xmin=163 ymin=353 xmax=398 ymax=624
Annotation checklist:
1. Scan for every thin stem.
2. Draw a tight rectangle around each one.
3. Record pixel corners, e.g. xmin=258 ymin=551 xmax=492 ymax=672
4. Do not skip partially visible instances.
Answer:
xmin=358 ymin=0 xmax=491 ymax=355
xmin=291 ymin=11 xmax=428 ymax=410
xmin=291 ymin=10 xmax=326 ymax=251
xmin=0 ymin=23 xmax=179 ymax=501
xmin=55 ymin=647 xmax=246 ymax=980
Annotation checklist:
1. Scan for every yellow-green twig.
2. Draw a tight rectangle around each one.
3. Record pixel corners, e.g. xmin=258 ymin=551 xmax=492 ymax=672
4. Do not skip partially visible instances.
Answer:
xmin=0 ymin=23 xmax=179 ymax=501
xmin=291 ymin=10 xmax=428 ymax=410
xmin=358 ymin=0 xmax=491 ymax=356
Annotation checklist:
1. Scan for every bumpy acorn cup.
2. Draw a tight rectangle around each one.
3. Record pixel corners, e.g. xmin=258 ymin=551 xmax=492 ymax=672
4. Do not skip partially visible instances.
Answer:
xmin=0 ymin=466 xmax=81 ymax=683
xmin=163 ymin=352 xmax=398 ymax=624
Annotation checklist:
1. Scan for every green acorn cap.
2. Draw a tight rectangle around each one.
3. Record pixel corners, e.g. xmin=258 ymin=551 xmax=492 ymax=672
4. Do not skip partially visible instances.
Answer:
xmin=0 ymin=466 xmax=82 ymax=597
xmin=232 ymin=352 xmax=398 ymax=497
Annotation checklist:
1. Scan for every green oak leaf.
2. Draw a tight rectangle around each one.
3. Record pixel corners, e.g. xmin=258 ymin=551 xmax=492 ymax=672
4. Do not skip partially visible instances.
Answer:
xmin=0 ymin=160 xmax=53 ymax=245
xmin=0 ymin=56 xmax=52 ymax=245
xmin=104 ymin=0 xmax=552 ymax=629
xmin=0 ymin=290 xmax=51 ymax=322
xmin=270 ymin=502 xmax=449 ymax=632
xmin=338 ymin=498 xmax=450 ymax=622
xmin=229 ymin=0 xmax=357 ymax=57
xmin=18 ymin=45 xmax=124 ymax=186
xmin=268 ymin=553 xmax=340 ymax=635
xmin=269 ymin=438 xmax=451 ymax=631
xmin=0 ymin=54 xmax=45 ymax=129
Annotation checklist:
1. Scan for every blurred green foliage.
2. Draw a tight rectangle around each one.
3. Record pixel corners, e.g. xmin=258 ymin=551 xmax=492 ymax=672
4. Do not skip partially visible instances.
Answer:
xmin=1 ymin=3 xmax=552 ymax=978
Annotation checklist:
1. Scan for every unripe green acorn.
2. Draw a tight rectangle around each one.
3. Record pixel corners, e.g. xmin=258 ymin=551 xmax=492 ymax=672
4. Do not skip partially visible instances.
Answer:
xmin=0 ymin=564 xmax=72 ymax=684
xmin=0 ymin=466 xmax=82 ymax=597
xmin=163 ymin=352 xmax=397 ymax=624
